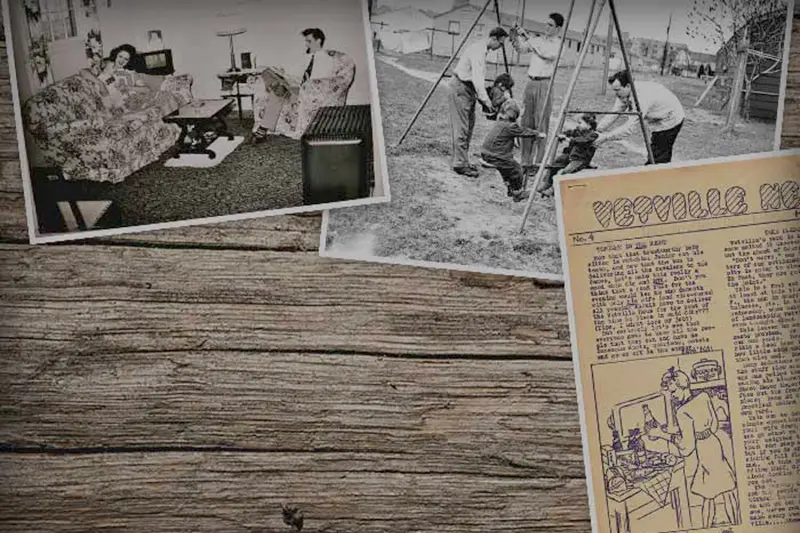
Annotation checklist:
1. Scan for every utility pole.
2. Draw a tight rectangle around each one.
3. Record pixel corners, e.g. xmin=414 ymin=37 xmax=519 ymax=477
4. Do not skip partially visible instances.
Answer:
xmin=660 ymin=11 xmax=672 ymax=76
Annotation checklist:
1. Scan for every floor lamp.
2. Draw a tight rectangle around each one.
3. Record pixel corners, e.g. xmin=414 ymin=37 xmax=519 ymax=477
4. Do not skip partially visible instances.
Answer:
xmin=216 ymin=28 xmax=247 ymax=72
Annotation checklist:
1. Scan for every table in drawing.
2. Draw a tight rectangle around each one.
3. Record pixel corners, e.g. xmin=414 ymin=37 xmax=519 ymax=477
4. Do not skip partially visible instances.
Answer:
xmin=606 ymin=458 xmax=691 ymax=533
xmin=163 ymin=99 xmax=235 ymax=159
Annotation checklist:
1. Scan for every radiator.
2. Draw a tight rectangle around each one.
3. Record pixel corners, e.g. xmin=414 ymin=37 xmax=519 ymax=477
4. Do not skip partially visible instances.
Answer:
xmin=301 ymin=105 xmax=373 ymax=205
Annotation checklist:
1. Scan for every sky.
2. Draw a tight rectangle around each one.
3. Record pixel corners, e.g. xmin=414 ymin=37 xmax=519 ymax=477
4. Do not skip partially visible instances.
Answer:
xmin=383 ymin=0 xmax=791 ymax=54
xmin=500 ymin=0 xmax=713 ymax=51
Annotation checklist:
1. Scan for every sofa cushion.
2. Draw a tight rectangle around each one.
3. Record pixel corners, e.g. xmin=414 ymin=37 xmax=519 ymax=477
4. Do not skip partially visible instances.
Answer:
xmin=138 ymin=73 xmax=166 ymax=93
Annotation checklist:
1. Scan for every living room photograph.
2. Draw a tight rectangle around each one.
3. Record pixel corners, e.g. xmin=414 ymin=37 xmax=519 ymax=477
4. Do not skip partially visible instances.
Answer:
xmin=4 ymin=0 xmax=386 ymax=241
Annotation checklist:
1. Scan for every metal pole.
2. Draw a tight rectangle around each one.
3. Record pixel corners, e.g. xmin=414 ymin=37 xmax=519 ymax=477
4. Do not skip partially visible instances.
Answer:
xmin=601 ymin=14 xmax=613 ymax=94
xmin=608 ymin=0 xmax=655 ymax=164
xmin=519 ymin=0 xmax=605 ymax=232
xmin=395 ymin=0 xmax=495 ymax=147
xmin=660 ymin=11 xmax=672 ymax=76
xmin=494 ymin=0 xmax=511 ymax=76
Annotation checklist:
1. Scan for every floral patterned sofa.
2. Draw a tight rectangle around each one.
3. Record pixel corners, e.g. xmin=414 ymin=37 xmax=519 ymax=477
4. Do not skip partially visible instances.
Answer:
xmin=22 ymin=69 xmax=194 ymax=183
xmin=248 ymin=50 xmax=356 ymax=139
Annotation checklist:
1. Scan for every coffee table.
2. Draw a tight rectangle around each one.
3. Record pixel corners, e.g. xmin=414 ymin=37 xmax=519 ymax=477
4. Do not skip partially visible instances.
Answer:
xmin=163 ymin=99 xmax=235 ymax=159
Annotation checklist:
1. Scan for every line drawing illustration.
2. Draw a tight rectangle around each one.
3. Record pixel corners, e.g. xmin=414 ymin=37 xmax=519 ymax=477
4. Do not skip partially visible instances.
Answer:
xmin=591 ymin=350 xmax=740 ymax=533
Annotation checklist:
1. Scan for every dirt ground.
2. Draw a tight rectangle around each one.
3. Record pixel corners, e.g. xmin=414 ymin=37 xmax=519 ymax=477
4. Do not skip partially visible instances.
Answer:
xmin=324 ymin=53 xmax=779 ymax=277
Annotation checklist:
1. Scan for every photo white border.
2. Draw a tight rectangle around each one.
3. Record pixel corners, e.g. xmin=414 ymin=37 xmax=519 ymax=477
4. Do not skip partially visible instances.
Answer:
xmin=1 ymin=0 xmax=390 ymax=245
xmin=319 ymin=0 xmax=796 ymax=282
xmin=554 ymin=146 xmax=800 ymax=533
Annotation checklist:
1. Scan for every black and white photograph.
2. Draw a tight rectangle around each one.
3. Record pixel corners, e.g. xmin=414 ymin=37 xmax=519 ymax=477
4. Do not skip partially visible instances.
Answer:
xmin=321 ymin=0 xmax=794 ymax=280
xmin=3 ymin=0 xmax=388 ymax=243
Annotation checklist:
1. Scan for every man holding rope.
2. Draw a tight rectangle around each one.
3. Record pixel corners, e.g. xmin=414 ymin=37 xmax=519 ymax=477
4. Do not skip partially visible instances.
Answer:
xmin=510 ymin=12 xmax=564 ymax=171
xmin=448 ymin=26 xmax=509 ymax=178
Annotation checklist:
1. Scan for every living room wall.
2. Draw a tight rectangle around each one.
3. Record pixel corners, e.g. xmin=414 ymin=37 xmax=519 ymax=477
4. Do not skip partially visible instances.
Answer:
xmin=96 ymin=0 xmax=374 ymax=109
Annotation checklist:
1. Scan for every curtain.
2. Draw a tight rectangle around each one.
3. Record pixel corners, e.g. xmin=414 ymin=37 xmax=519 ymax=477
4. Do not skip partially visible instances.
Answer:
xmin=23 ymin=0 xmax=53 ymax=87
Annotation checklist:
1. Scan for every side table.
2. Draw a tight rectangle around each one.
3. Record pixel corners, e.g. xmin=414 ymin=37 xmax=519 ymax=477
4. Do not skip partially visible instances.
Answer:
xmin=217 ymin=67 xmax=267 ymax=121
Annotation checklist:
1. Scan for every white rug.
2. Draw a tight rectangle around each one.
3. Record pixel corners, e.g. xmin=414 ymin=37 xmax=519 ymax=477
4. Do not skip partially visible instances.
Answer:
xmin=164 ymin=136 xmax=245 ymax=168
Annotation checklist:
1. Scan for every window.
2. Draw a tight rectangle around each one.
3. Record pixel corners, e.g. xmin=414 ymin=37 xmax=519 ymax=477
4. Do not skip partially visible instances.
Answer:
xmin=40 ymin=0 xmax=77 ymax=42
xmin=448 ymin=21 xmax=460 ymax=35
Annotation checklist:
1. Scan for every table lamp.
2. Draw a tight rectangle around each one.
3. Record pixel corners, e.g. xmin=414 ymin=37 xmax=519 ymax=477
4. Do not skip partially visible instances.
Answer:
xmin=216 ymin=27 xmax=247 ymax=72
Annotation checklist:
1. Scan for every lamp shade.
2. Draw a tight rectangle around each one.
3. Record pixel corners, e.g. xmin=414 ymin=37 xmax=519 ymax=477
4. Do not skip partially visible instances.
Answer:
xmin=215 ymin=28 xmax=247 ymax=38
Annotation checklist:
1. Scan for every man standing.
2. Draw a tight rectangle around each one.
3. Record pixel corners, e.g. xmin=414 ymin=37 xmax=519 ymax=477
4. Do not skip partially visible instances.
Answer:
xmin=595 ymin=70 xmax=685 ymax=164
xmin=448 ymin=26 xmax=509 ymax=178
xmin=511 ymin=12 xmax=564 ymax=170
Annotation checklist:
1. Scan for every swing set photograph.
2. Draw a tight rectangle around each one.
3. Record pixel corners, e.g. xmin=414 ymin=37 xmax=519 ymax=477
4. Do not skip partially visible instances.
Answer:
xmin=321 ymin=0 xmax=794 ymax=280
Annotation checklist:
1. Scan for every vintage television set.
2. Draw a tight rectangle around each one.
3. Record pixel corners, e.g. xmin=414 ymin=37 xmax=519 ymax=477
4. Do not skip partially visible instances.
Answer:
xmin=136 ymin=50 xmax=175 ymax=76
xmin=301 ymin=105 xmax=373 ymax=205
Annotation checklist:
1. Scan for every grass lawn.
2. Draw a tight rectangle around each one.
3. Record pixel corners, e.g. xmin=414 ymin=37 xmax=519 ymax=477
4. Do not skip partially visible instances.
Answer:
xmin=324 ymin=53 xmax=779 ymax=277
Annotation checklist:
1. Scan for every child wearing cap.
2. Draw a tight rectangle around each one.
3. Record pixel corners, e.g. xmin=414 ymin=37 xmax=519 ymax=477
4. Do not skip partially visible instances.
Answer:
xmin=480 ymin=99 xmax=546 ymax=202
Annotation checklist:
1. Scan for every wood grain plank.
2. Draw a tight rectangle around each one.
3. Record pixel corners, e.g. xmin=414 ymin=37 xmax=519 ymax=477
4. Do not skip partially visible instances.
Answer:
xmin=0 ymin=245 xmax=571 ymax=357
xmin=780 ymin=17 xmax=800 ymax=147
xmin=0 ymin=350 xmax=584 ymax=478
xmin=0 ymin=453 xmax=590 ymax=533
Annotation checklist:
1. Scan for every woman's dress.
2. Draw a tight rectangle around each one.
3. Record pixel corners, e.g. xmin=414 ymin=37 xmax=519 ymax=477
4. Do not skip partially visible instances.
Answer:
xmin=673 ymin=391 xmax=737 ymax=499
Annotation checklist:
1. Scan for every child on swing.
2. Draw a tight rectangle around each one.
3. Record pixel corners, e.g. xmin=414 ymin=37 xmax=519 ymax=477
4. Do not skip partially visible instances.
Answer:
xmin=536 ymin=112 xmax=599 ymax=197
xmin=482 ymin=73 xmax=515 ymax=120
xmin=480 ymin=99 xmax=546 ymax=202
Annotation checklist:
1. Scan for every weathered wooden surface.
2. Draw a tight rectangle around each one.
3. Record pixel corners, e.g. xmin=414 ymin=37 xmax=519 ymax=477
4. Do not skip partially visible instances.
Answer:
xmin=0 ymin=16 xmax=798 ymax=533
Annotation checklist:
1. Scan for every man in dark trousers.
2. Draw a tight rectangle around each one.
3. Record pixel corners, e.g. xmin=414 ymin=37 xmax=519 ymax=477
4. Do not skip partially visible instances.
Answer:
xmin=510 ymin=12 xmax=564 ymax=171
xmin=596 ymin=70 xmax=685 ymax=164
xmin=447 ymin=26 xmax=509 ymax=178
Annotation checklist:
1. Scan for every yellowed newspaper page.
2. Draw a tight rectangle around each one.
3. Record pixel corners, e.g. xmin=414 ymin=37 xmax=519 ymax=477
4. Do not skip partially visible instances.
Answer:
xmin=555 ymin=150 xmax=800 ymax=533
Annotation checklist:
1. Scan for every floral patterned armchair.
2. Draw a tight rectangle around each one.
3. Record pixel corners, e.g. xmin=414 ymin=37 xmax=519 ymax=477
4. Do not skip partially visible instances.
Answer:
xmin=249 ymin=50 xmax=356 ymax=139
xmin=22 ymin=69 xmax=194 ymax=183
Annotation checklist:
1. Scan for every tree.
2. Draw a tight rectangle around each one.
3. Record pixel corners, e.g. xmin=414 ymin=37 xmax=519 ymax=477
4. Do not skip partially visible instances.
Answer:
xmin=685 ymin=0 xmax=788 ymax=127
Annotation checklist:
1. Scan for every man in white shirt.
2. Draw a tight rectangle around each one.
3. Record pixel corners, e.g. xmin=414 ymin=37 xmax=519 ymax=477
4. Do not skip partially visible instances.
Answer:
xmin=596 ymin=70 xmax=686 ymax=164
xmin=448 ymin=26 xmax=509 ymax=177
xmin=511 ymin=12 xmax=564 ymax=169
xmin=251 ymin=28 xmax=355 ymax=142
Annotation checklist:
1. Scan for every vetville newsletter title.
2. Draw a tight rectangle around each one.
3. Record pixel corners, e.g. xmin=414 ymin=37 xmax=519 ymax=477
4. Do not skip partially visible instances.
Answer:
xmin=591 ymin=179 xmax=799 ymax=229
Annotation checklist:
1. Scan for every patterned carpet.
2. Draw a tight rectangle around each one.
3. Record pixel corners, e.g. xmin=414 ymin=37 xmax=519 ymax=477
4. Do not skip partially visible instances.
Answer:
xmin=33 ymin=118 xmax=304 ymax=229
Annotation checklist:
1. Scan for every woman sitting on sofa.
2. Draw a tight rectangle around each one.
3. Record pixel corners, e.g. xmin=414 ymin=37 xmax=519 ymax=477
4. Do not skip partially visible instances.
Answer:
xmin=97 ymin=44 xmax=149 ymax=110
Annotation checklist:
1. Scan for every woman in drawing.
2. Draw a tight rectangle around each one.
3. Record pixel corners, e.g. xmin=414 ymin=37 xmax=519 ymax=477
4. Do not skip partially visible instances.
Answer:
xmin=647 ymin=367 xmax=740 ymax=528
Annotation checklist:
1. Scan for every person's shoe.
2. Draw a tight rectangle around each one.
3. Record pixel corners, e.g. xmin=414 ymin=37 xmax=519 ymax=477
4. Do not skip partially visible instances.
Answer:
xmin=478 ymin=157 xmax=496 ymax=168
xmin=535 ymin=180 xmax=553 ymax=193
xmin=511 ymin=189 xmax=531 ymax=202
xmin=250 ymin=127 xmax=271 ymax=145
xmin=522 ymin=164 xmax=540 ymax=174
xmin=454 ymin=166 xmax=479 ymax=178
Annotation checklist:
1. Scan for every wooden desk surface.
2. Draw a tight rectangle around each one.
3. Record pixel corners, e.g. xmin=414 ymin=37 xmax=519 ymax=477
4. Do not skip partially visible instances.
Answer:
xmin=1 ymin=17 xmax=799 ymax=533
